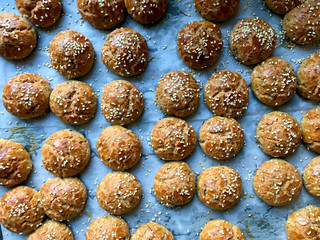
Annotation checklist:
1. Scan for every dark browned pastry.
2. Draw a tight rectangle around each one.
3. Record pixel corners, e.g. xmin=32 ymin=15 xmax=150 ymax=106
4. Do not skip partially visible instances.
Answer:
xmin=265 ymin=0 xmax=304 ymax=14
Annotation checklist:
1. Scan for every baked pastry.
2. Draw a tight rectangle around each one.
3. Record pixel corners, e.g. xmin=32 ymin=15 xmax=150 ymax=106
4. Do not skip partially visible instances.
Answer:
xmin=303 ymin=156 xmax=320 ymax=198
xmin=96 ymin=171 xmax=142 ymax=215
xmin=253 ymin=159 xmax=302 ymax=206
xmin=77 ymin=0 xmax=125 ymax=29
xmin=96 ymin=126 xmax=142 ymax=170
xmin=199 ymin=219 xmax=245 ymax=240
xmin=28 ymin=220 xmax=74 ymax=240
xmin=194 ymin=0 xmax=240 ymax=22
xmin=151 ymin=117 xmax=197 ymax=160
xmin=2 ymin=73 xmax=52 ymax=119
xmin=131 ymin=222 xmax=174 ymax=240
xmin=230 ymin=17 xmax=277 ymax=65
xmin=0 ymin=138 xmax=32 ymax=187
xmin=124 ymin=0 xmax=168 ymax=24
xmin=197 ymin=166 xmax=242 ymax=210
xmin=204 ymin=70 xmax=249 ymax=118
xmin=0 ymin=186 xmax=44 ymax=234
xmin=153 ymin=161 xmax=196 ymax=207
xmin=0 ymin=12 xmax=37 ymax=59
xmin=286 ymin=205 xmax=320 ymax=240
xmin=16 ymin=0 xmax=62 ymax=27
xmin=177 ymin=21 xmax=223 ymax=69
xmin=256 ymin=111 xmax=302 ymax=157
xmin=101 ymin=80 xmax=144 ymax=125
xmin=101 ymin=28 xmax=148 ymax=77
xmin=265 ymin=0 xmax=304 ymax=15
xmin=41 ymin=129 xmax=90 ymax=177
xmin=199 ymin=116 xmax=244 ymax=160
xmin=49 ymin=30 xmax=94 ymax=79
xmin=85 ymin=215 xmax=129 ymax=240
xmin=50 ymin=81 xmax=97 ymax=125
xmin=156 ymin=70 xmax=200 ymax=117
xmin=297 ymin=53 xmax=320 ymax=100
xmin=282 ymin=0 xmax=320 ymax=45
xmin=251 ymin=57 xmax=297 ymax=106
xmin=40 ymin=177 xmax=87 ymax=221
xmin=301 ymin=108 xmax=320 ymax=153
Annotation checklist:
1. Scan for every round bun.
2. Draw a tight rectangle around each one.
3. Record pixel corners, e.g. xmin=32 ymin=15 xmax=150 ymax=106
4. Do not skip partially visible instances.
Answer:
xmin=230 ymin=17 xmax=277 ymax=65
xmin=16 ymin=0 xmax=62 ymax=27
xmin=151 ymin=117 xmax=197 ymax=161
xmin=40 ymin=177 xmax=87 ymax=221
xmin=177 ymin=21 xmax=223 ymax=69
xmin=303 ymin=156 xmax=320 ymax=198
xmin=96 ymin=126 xmax=142 ymax=171
xmin=204 ymin=70 xmax=249 ymax=118
xmin=96 ymin=171 xmax=142 ymax=215
xmin=50 ymin=81 xmax=97 ymax=125
xmin=286 ymin=205 xmax=320 ymax=240
xmin=0 ymin=12 xmax=37 ymax=59
xmin=77 ymin=0 xmax=125 ymax=29
xmin=251 ymin=57 xmax=297 ymax=106
xmin=101 ymin=80 xmax=144 ymax=125
xmin=194 ymin=0 xmax=240 ymax=22
xmin=0 ymin=186 xmax=44 ymax=234
xmin=41 ymin=129 xmax=90 ymax=177
xmin=0 ymin=139 xmax=32 ymax=187
xmin=197 ymin=166 xmax=242 ymax=210
xmin=256 ymin=111 xmax=302 ymax=157
xmin=199 ymin=117 xmax=244 ymax=160
xmin=282 ymin=0 xmax=320 ymax=45
xmin=28 ymin=220 xmax=74 ymax=240
xmin=101 ymin=28 xmax=148 ymax=77
xmin=85 ymin=215 xmax=129 ymax=240
xmin=156 ymin=70 xmax=200 ymax=117
xmin=301 ymin=108 xmax=320 ymax=153
xmin=265 ymin=0 xmax=304 ymax=15
xmin=253 ymin=159 xmax=302 ymax=206
xmin=297 ymin=53 xmax=320 ymax=100
xmin=2 ymin=73 xmax=52 ymax=119
xmin=131 ymin=222 xmax=174 ymax=240
xmin=49 ymin=30 xmax=94 ymax=79
xmin=153 ymin=162 xmax=196 ymax=207
xmin=124 ymin=0 xmax=168 ymax=24
xmin=200 ymin=219 xmax=245 ymax=240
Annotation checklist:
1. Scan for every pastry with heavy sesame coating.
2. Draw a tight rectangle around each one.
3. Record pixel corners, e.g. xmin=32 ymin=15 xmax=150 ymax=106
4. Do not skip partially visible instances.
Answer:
xmin=2 ymin=73 xmax=52 ymax=119
xmin=101 ymin=28 xmax=148 ymax=77
xmin=151 ymin=117 xmax=197 ymax=161
xmin=85 ymin=215 xmax=129 ymax=240
xmin=303 ymin=156 xmax=320 ymax=198
xmin=0 ymin=186 xmax=45 ymax=234
xmin=101 ymin=80 xmax=144 ymax=125
xmin=96 ymin=171 xmax=142 ymax=215
xmin=301 ymin=108 xmax=320 ymax=154
xmin=96 ymin=126 xmax=142 ymax=171
xmin=204 ymin=70 xmax=249 ymax=118
xmin=199 ymin=219 xmax=245 ymax=240
xmin=16 ymin=0 xmax=62 ymax=28
xmin=0 ymin=12 xmax=37 ymax=59
xmin=131 ymin=222 xmax=174 ymax=240
xmin=41 ymin=129 xmax=90 ymax=177
xmin=77 ymin=0 xmax=125 ymax=29
xmin=28 ymin=220 xmax=74 ymax=240
xmin=256 ymin=111 xmax=302 ymax=157
xmin=49 ymin=30 xmax=94 ymax=79
xmin=253 ymin=159 xmax=302 ymax=206
xmin=197 ymin=166 xmax=242 ymax=210
xmin=40 ymin=177 xmax=87 ymax=221
xmin=230 ymin=17 xmax=277 ymax=65
xmin=251 ymin=57 xmax=297 ymax=106
xmin=265 ymin=0 xmax=304 ymax=15
xmin=177 ymin=21 xmax=223 ymax=69
xmin=153 ymin=162 xmax=196 ymax=207
xmin=0 ymin=139 xmax=32 ymax=187
xmin=50 ymin=81 xmax=97 ymax=125
xmin=199 ymin=116 xmax=244 ymax=161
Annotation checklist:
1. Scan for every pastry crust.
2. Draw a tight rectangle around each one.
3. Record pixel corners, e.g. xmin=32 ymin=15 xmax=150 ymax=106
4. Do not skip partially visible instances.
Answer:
xmin=28 ymin=220 xmax=74 ymax=240
xmin=131 ymin=222 xmax=174 ymax=240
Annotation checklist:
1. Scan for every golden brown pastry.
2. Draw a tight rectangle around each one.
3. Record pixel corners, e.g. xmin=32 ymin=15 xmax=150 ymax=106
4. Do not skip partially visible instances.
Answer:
xmin=28 ymin=220 xmax=74 ymax=240
xmin=265 ymin=0 xmax=304 ymax=14
xmin=131 ymin=222 xmax=174 ymax=240
xmin=303 ymin=156 xmax=320 ymax=198
xmin=301 ymin=108 xmax=320 ymax=153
